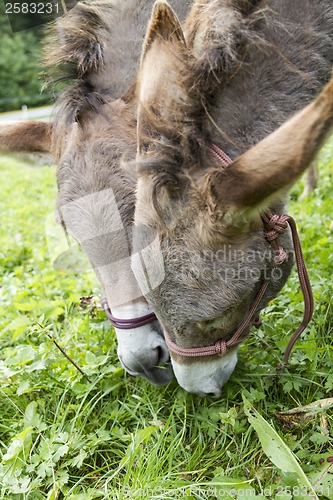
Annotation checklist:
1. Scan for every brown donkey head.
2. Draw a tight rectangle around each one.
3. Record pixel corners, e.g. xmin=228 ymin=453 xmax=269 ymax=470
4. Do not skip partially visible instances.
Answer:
xmin=132 ymin=1 xmax=333 ymax=397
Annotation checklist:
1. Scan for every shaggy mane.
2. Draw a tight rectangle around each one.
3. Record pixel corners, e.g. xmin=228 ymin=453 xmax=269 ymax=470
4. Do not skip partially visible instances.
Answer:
xmin=44 ymin=0 xmax=156 ymax=124
xmin=43 ymin=0 xmax=192 ymax=125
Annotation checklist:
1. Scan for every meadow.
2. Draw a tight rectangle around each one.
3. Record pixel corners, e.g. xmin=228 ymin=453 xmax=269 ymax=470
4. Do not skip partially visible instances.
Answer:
xmin=0 ymin=142 xmax=332 ymax=499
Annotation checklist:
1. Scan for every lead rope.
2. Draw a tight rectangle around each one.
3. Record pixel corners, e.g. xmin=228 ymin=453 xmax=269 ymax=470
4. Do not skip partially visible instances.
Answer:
xmin=209 ymin=143 xmax=314 ymax=362
xmin=261 ymin=211 xmax=314 ymax=362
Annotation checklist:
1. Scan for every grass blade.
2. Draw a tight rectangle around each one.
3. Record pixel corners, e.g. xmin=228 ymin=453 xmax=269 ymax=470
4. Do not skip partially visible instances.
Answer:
xmin=243 ymin=396 xmax=318 ymax=498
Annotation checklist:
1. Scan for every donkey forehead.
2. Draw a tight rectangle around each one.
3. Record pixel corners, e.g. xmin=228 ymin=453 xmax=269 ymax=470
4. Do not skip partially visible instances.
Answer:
xmin=154 ymin=280 xmax=251 ymax=330
xmin=133 ymin=229 xmax=269 ymax=321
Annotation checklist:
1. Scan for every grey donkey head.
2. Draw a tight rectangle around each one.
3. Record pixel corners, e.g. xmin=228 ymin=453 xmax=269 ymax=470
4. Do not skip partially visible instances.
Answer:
xmin=132 ymin=0 xmax=333 ymax=396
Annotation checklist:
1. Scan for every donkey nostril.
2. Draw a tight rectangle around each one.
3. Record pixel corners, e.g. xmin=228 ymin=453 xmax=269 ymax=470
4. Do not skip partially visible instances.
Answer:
xmin=154 ymin=344 xmax=168 ymax=366
xmin=194 ymin=388 xmax=222 ymax=398
xmin=205 ymin=389 xmax=222 ymax=399
xmin=155 ymin=345 xmax=162 ymax=364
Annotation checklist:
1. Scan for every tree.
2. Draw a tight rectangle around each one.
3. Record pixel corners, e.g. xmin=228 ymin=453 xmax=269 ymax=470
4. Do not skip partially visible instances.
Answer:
xmin=0 ymin=11 xmax=51 ymax=111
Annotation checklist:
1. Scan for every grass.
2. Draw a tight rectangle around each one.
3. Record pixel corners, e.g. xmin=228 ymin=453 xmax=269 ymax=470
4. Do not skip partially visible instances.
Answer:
xmin=0 ymin=145 xmax=332 ymax=499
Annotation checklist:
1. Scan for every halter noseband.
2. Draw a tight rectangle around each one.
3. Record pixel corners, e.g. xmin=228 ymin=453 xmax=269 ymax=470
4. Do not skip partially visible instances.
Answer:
xmin=164 ymin=209 xmax=314 ymax=362
xmin=101 ymin=298 xmax=157 ymax=329
xmin=164 ymin=281 xmax=269 ymax=358
xmin=102 ymin=143 xmax=314 ymax=363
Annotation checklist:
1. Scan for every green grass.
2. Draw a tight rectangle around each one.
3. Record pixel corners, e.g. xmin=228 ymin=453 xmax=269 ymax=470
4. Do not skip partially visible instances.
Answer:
xmin=0 ymin=147 xmax=332 ymax=499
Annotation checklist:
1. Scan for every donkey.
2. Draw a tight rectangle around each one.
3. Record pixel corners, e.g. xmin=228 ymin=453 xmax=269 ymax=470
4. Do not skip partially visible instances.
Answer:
xmin=131 ymin=0 xmax=333 ymax=396
xmin=0 ymin=0 xmax=193 ymax=386
xmin=1 ymin=0 xmax=333 ymax=397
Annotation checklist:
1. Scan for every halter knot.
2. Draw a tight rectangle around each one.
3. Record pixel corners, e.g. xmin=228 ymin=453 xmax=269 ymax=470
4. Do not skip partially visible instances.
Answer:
xmin=214 ymin=340 xmax=227 ymax=357
xmin=262 ymin=212 xmax=290 ymax=264
xmin=262 ymin=212 xmax=289 ymax=240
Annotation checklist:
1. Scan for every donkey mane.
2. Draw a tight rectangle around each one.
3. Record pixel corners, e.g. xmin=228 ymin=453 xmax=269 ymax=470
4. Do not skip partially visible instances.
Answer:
xmin=140 ymin=0 xmax=333 ymax=170
xmin=184 ymin=0 xmax=333 ymax=113
xmin=184 ymin=0 xmax=267 ymax=100
xmin=44 ymin=0 xmax=192 ymax=124
xmin=44 ymin=0 xmax=138 ymax=123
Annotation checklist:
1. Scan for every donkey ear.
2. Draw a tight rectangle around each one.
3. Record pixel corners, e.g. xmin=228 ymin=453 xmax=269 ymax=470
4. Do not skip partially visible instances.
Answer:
xmin=210 ymin=77 xmax=333 ymax=210
xmin=0 ymin=121 xmax=52 ymax=153
xmin=141 ymin=0 xmax=186 ymax=60
xmin=137 ymin=1 xmax=187 ymax=150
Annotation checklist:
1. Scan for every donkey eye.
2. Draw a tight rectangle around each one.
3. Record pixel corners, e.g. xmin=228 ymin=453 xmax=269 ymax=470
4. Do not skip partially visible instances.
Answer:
xmin=141 ymin=141 xmax=151 ymax=153
xmin=196 ymin=315 xmax=227 ymax=332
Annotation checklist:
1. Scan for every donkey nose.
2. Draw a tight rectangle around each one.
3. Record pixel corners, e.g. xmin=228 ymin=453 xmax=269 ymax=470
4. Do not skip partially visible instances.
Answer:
xmin=118 ymin=340 xmax=172 ymax=385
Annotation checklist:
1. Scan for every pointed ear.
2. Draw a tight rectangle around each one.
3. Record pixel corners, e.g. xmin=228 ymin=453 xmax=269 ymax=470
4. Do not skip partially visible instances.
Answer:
xmin=137 ymin=1 xmax=187 ymax=151
xmin=141 ymin=0 xmax=186 ymax=61
xmin=0 ymin=121 xmax=52 ymax=153
xmin=210 ymin=77 xmax=333 ymax=210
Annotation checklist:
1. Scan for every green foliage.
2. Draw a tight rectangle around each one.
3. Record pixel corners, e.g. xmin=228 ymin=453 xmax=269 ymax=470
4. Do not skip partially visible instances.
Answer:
xmin=0 ymin=12 xmax=50 ymax=111
xmin=0 ymin=141 xmax=332 ymax=498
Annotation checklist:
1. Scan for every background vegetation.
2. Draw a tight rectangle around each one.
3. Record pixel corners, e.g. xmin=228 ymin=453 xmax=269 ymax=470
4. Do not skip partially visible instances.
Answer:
xmin=0 ymin=1 xmax=79 ymax=111
xmin=0 ymin=139 xmax=332 ymax=498
xmin=0 ymin=3 xmax=46 ymax=112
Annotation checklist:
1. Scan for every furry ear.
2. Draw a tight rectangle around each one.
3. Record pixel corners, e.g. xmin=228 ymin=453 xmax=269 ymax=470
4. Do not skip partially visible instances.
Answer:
xmin=141 ymin=0 xmax=186 ymax=61
xmin=137 ymin=1 xmax=187 ymax=152
xmin=0 ymin=121 xmax=52 ymax=153
xmin=208 ymin=77 xmax=333 ymax=210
